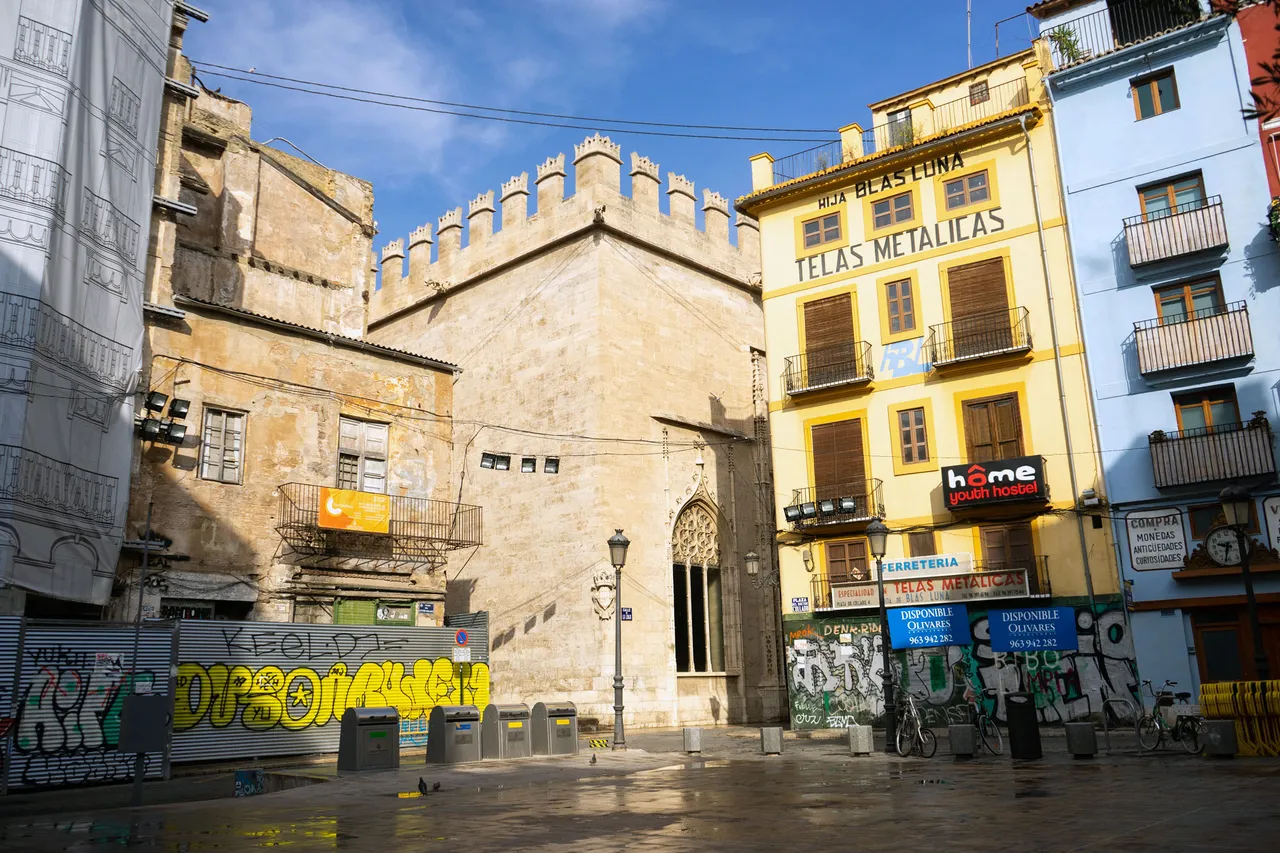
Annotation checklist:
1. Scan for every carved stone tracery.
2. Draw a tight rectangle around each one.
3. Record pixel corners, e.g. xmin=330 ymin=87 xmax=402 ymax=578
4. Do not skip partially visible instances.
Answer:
xmin=673 ymin=501 xmax=719 ymax=567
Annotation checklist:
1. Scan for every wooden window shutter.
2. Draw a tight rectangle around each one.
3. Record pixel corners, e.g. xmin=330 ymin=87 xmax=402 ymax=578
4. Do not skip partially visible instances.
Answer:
xmin=803 ymin=293 xmax=854 ymax=353
xmin=907 ymin=532 xmax=936 ymax=557
xmin=981 ymin=523 xmax=1034 ymax=569
xmin=991 ymin=396 xmax=1024 ymax=459
xmin=964 ymin=394 xmax=1022 ymax=462
xmin=827 ymin=540 xmax=869 ymax=584
xmin=947 ymin=258 xmax=1008 ymax=322
xmin=811 ymin=418 xmax=865 ymax=496
xmin=964 ymin=401 xmax=995 ymax=462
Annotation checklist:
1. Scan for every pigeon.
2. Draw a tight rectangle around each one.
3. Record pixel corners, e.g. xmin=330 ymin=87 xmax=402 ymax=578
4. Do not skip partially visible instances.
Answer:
xmin=417 ymin=777 xmax=429 ymax=796
xmin=432 ymin=781 xmax=441 ymax=792
xmin=590 ymin=754 xmax=597 ymax=765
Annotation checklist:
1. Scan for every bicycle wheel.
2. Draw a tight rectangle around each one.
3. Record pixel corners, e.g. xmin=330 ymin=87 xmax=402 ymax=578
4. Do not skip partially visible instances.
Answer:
xmin=896 ymin=718 xmax=917 ymax=757
xmin=1137 ymin=715 xmax=1162 ymax=751
xmin=1178 ymin=718 xmax=1202 ymax=755
xmin=980 ymin=717 xmax=1003 ymax=755
xmin=918 ymin=727 xmax=938 ymax=758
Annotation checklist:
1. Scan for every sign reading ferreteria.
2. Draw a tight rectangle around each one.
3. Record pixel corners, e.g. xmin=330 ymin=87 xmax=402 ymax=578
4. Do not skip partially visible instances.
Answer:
xmin=880 ymin=552 xmax=974 ymax=577
xmin=1125 ymin=509 xmax=1187 ymax=571
xmin=941 ymin=456 xmax=1048 ymax=511
xmin=829 ymin=568 xmax=1033 ymax=609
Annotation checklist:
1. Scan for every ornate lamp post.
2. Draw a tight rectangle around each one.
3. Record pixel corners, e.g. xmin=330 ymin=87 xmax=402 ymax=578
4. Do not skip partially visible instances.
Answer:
xmin=607 ymin=529 xmax=630 ymax=750
xmin=1220 ymin=486 xmax=1270 ymax=680
xmin=866 ymin=518 xmax=896 ymax=753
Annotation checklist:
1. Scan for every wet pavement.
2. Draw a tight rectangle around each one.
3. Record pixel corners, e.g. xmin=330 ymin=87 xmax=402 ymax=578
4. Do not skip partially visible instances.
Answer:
xmin=2 ymin=728 xmax=1278 ymax=851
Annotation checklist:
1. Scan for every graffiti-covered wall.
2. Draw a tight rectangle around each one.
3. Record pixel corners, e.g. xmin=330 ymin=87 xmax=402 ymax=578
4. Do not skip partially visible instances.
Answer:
xmin=784 ymin=601 xmax=1138 ymax=730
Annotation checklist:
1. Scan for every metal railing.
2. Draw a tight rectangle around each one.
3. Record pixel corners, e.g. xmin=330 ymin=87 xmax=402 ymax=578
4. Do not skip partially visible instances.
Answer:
xmin=109 ymin=77 xmax=142 ymax=137
xmin=0 ymin=290 xmax=134 ymax=388
xmin=0 ymin=444 xmax=118 ymax=526
xmin=276 ymin=483 xmax=483 ymax=570
xmin=14 ymin=15 xmax=72 ymax=77
xmin=0 ymin=146 xmax=70 ymax=215
xmin=782 ymin=341 xmax=873 ymax=395
xmin=1124 ymin=196 xmax=1228 ymax=266
xmin=772 ymin=140 xmax=846 ymax=184
xmin=923 ymin=78 xmax=1031 ymax=143
xmin=785 ymin=479 xmax=884 ymax=527
xmin=1040 ymin=0 xmax=1205 ymax=70
xmin=809 ymin=556 xmax=1051 ymax=610
xmin=81 ymin=188 xmax=141 ymax=265
xmin=1149 ymin=418 xmax=1277 ymax=489
xmin=1134 ymin=302 xmax=1253 ymax=374
xmin=926 ymin=306 xmax=1031 ymax=367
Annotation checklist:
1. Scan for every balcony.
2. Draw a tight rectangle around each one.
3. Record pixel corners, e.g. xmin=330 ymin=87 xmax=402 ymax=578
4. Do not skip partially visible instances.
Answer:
xmin=926 ymin=307 xmax=1031 ymax=368
xmin=783 ymin=479 xmax=884 ymax=528
xmin=0 ymin=146 xmax=71 ymax=215
xmin=1134 ymin=302 xmax=1253 ymax=375
xmin=276 ymin=483 xmax=483 ymax=571
xmin=0 ymin=290 xmax=134 ymax=388
xmin=1149 ymin=418 xmax=1277 ymax=489
xmin=0 ymin=444 xmax=117 ymax=527
xmin=1040 ymin=0 xmax=1205 ymax=70
xmin=782 ymin=341 xmax=873 ymax=395
xmin=810 ymin=557 xmax=1051 ymax=611
xmin=1124 ymin=197 xmax=1228 ymax=267
xmin=14 ymin=15 xmax=72 ymax=77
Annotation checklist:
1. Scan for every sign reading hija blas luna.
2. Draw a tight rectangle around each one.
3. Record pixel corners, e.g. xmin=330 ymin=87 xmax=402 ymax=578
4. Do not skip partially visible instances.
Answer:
xmin=795 ymin=153 xmax=1005 ymax=284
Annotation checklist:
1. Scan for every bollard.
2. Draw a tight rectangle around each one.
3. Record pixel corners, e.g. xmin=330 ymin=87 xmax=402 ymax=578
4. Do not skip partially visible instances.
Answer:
xmin=949 ymin=724 xmax=977 ymax=760
xmin=761 ymin=727 xmax=783 ymax=755
xmin=1064 ymin=722 xmax=1097 ymax=758
xmin=848 ymin=725 xmax=873 ymax=756
xmin=683 ymin=727 xmax=702 ymax=754
xmin=1202 ymin=720 xmax=1238 ymax=757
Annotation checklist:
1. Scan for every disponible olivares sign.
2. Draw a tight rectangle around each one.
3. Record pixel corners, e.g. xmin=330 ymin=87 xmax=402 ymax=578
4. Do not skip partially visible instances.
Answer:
xmin=941 ymin=455 xmax=1048 ymax=510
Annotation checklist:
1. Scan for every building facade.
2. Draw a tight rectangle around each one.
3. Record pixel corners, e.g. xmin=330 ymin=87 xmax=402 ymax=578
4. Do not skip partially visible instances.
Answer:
xmin=367 ymin=137 xmax=784 ymax=727
xmin=741 ymin=49 xmax=1134 ymax=729
xmin=1032 ymin=0 xmax=1280 ymax=689
xmin=1233 ymin=0 xmax=1280 ymax=197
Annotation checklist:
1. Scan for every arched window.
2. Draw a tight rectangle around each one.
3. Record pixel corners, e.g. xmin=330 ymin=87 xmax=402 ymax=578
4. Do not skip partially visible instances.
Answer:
xmin=672 ymin=502 xmax=725 ymax=673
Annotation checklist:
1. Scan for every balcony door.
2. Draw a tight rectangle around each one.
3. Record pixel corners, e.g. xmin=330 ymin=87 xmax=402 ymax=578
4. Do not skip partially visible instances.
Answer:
xmin=811 ymin=418 xmax=866 ymax=506
xmin=980 ymin=522 xmax=1034 ymax=571
xmin=963 ymin=393 xmax=1023 ymax=463
xmin=947 ymin=257 xmax=1011 ymax=358
xmin=1173 ymin=387 xmax=1239 ymax=435
xmin=803 ymin=293 xmax=855 ymax=386
xmin=1140 ymin=174 xmax=1205 ymax=220
xmin=1155 ymin=278 xmax=1224 ymax=324
xmin=338 ymin=416 xmax=388 ymax=494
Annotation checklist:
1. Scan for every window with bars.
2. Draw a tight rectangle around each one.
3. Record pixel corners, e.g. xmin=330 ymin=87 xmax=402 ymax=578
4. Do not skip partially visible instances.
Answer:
xmin=337 ymin=416 xmax=388 ymax=493
xmin=897 ymin=407 xmax=929 ymax=464
xmin=969 ymin=81 xmax=990 ymax=105
xmin=199 ymin=408 xmax=244 ymax=484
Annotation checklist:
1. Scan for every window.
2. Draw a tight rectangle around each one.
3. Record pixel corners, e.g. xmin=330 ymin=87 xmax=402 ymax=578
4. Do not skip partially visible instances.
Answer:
xmin=826 ymin=539 xmax=869 ymax=584
xmin=801 ymin=212 xmax=841 ymax=249
xmin=1154 ymin=277 xmax=1224 ymax=323
xmin=943 ymin=170 xmax=990 ymax=210
xmin=520 ymin=457 xmax=536 ymax=473
xmin=544 ymin=457 xmax=560 ymax=474
xmin=337 ymin=416 xmax=387 ymax=493
xmin=907 ymin=532 xmax=937 ymax=557
xmin=480 ymin=452 xmax=511 ymax=470
xmin=199 ymin=408 xmax=244 ymax=484
xmin=872 ymin=191 xmax=913 ymax=230
xmin=672 ymin=503 xmax=725 ymax=673
xmin=1173 ymin=387 xmax=1239 ymax=434
xmin=811 ymin=418 xmax=866 ymax=499
xmin=980 ymin=522 xmax=1034 ymax=570
xmin=887 ymin=108 xmax=913 ymax=146
xmin=1132 ymin=69 xmax=1179 ymax=120
xmin=969 ymin=81 xmax=990 ymax=105
xmin=1188 ymin=502 xmax=1260 ymax=540
xmin=963 ymin=393 xmax=1023 ymax=462
xmin=802 ymin=292 xmax=856 ymax=385
xmin=885 ymin=278 xmax=915 ymax=334
xmin=897 ymin=407 xmax=929 ymax=464
xmin=1140 ymin=174 xmax=1205 ymax=220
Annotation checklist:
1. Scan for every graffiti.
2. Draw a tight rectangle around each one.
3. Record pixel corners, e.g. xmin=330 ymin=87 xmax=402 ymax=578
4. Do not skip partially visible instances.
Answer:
xmin=878 ymin=338 xmax=929 ymax=379
xmin=785 ymin=603 xmax=1138 ymax=730
xmin=173 ymin=658 xmax=490 ymax=743
xmin=218 ymin=627 xmax=413 ymax=660
xmin=234 ymin=768 xmax=266 ymax=797
xmin=17 ymin=751 xmax=156 ymax=788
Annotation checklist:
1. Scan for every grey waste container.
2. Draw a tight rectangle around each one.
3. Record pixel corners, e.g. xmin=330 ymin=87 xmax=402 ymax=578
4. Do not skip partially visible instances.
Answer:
xmin=1005 ymin=692 xmax=1042 ymax=760
xmin=427 ymin=705 xmax=481 ymax=764
xmin=482 ymin=703 xmax=532 ymax=760
xmin=337 ymin=707 xmax=400 ymax=772
xmin=531 ymin=701 xmax=578 ymax=756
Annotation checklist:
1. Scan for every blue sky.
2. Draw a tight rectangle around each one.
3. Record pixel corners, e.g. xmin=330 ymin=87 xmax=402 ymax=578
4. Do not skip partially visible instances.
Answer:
xmin=183 ymin=0 xmax=1040 ymax=261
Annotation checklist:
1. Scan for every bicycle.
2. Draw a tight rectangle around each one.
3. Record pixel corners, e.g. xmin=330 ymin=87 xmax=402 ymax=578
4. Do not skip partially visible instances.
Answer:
xmin=894 ymin=688 xmax=937 ymax=758
xmin=953 ymin=661 xmax=1003 ymax=755
xmin=1136 ymin=679 xmax=1203 ymax=754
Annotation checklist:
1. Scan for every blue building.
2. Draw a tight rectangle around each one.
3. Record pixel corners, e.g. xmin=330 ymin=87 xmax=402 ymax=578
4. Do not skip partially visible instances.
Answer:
xmin=1030 ymin=0 xmax=1280 ymax=696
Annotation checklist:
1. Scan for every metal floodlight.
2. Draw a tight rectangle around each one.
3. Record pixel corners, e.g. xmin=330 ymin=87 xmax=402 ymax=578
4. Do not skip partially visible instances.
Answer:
xmin=144 ymin=391 xmax=168 ymax=411
xmin=817 ymin=498 xmax=837 ymax=516
xmin=1220 ymin=485 xmax=1252 ymax=529
xmin=744 ymin=551 xmax=760 ymax=577
xmin=866 ymin=518 xmax=890 ymax=560
xmin=799 ymin=502 xmax=818 ymax=519
xmin=494 ymin=455 xmax=511 ymax=471
xmin=608 ymin=529 xmax=630 ymax=570
xmin=167 ymin=398 xmax=190 ymax=419
xmin=137 ymin=418 xmax=161 ymax=439
xmin=480 ymin=453 xmax=496 ymax=469
xmin=783 ymin=505 xmax=803 ymax=523
xmin=837 ymin=496 xmax=859 ymax=513
xmin=161 ymin=421 xmax=187 ymax=445
xmin=544 ymin=457 xmax=560 ymax=474
xmin=521 ymin=457 xmax=536 ymax=473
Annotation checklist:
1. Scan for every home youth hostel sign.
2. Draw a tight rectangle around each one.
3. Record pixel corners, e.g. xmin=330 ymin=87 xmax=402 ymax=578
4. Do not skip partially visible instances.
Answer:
xmin=941 ymin=456 xmax=1048 ymax=510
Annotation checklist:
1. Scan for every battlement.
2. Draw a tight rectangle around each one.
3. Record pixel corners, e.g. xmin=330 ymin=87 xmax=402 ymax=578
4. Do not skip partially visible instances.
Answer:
xmin=370 ymin=134 xmax=761 ymax=326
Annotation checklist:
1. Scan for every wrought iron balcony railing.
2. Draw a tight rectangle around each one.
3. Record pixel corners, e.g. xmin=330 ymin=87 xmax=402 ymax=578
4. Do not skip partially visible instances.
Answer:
xmin=0 ymin=146 xmax=71 ymax=214
xmin=771 ymin=140 xmax=846 ymax=184
xmin=0 ymin=290 xmax=134 ymax=388
xmin=782 ymin=341 xmax=873 ymax=395
xmin=1149 ymin=418 xmax=1276 ymax=489
xmin=0 ymin=444 xmax=117 ymax=527
xmin=1134 ymin=302 xmax=1253 ymax=375
xmin=14 ymin=16 xmax=73 ymax=77
xmin=1124 ymin=196 xmax=1228 ymax=266
xmin=276 ymin=483 xmax=483 ymax=571
xmin=1040 ymin=0 xmax=1205 ymax=70
xmin=810 ymin=556 xmax=1051 ymax=611
xmin=784 ymin=479 xmax=884 ymax=528
xmin=926 ymin=307 xmax=1031 ymax=367
xmin=81 ymin=188 xmax=141 ymax=266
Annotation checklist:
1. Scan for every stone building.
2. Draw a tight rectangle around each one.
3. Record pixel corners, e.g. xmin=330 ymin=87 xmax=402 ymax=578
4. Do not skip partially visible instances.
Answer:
xmin=368 ymin=136 xmax=784 ymax=726
xmin=109 ymin=16 xmax=479 ymax=624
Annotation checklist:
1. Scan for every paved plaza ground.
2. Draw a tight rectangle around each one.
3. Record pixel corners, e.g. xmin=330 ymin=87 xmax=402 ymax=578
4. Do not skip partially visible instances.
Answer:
xmin=1 ymin=727 xmax=1278 ymax=851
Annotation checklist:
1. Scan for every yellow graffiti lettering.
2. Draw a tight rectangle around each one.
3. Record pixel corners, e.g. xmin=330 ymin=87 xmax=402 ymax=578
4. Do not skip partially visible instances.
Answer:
xmin=173 ymin=663 xmax=210 ymax=732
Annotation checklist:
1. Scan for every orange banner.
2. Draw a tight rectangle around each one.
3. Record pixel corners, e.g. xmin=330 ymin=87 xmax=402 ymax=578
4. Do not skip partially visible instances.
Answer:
xmin=319 ymin=488 xmax=391 ymax=534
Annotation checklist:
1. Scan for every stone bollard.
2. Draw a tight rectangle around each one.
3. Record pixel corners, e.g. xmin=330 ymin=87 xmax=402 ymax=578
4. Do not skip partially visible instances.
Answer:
xmin=848 ymin=725 xmax=873 ymax=756
xmin=683 ymin=727 xmax=702 ymax=754
xmin=1064 ymin=721 xmax=1097 ymax=758
xmin=1202 ymin=720 xmax=1238 ymax=757
xmin=761 ymin=727 xmax=783 ymax=755
xmin=949 ymin=724 xmax=977 ymax=760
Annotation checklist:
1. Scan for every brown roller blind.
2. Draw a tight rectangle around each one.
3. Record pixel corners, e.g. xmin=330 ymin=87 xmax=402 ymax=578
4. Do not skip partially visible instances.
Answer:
xmin=963 ymin=394 xmax=1023 ymax=462
xmin=811 ymin=418 xmax=865 ymax=497
xmin=947 ymin=258 xmax=1008 ymax=322
xmin=980 ymin=523 xmax=1034 ymax=569
xmin=803 ymin=293 xmax=854 ymax=352
xmin=826 ymin=540 xmax=869 ymax=584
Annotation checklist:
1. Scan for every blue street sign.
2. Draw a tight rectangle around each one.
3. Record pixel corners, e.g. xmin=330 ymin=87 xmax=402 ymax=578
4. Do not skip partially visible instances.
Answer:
xmin=455 ymin=629 xmax=468 ymax=646
xmin=620 ymin=607 xmax=632 ymax=621
xmin=791 ymin=597 xmax=809 ymax=613
xmin=886 ymin=604 xmax=971 ymax=649
xmin=988 ymin=607 xmax=1077 ymax=652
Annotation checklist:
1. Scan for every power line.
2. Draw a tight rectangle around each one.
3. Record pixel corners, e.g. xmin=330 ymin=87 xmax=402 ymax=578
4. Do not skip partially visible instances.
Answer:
xmin=192 ymin=61 xmax=837 ymax=136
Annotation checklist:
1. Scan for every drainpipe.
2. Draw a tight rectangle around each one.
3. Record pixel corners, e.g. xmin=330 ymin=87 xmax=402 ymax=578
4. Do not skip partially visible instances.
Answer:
xmin=1018 ymin=114 xmax=1099 ymax=622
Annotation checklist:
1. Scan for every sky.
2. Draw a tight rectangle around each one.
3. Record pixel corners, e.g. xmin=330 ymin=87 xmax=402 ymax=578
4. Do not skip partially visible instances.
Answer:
xmin=182 ymin=0 xmax=1042 ymax=265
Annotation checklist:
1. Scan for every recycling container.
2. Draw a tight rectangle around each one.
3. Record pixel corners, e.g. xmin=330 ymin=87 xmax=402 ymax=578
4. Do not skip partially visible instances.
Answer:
xmin=426 ymin=705 xmax=481 ymax=764
xmin=338 ymin=707 xmax=400 ymax=772
xmin=531 ymin=701 xmax=578 ymax=756
xmin=482 ymin=703 xmax=531 ymax=760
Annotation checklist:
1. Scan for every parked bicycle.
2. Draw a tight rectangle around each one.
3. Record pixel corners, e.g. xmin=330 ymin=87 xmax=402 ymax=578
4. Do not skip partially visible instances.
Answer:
xmin=1136 ymin=679 xmax=1203 ymax=754
xmin=953 ymin=661 xmax=1003 ymax=755
xmin=894 ymin=687 xmax=937 ymax=758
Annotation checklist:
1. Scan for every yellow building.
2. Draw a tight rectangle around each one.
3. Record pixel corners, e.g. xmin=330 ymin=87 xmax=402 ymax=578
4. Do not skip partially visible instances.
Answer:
xmin=738 ymin=49 xmax=1133 ymax=730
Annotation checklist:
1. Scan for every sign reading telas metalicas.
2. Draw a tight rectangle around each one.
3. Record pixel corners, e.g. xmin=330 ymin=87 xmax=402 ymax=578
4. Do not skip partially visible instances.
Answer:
xmin=941 ymin=456 xmax=1048 ymax=510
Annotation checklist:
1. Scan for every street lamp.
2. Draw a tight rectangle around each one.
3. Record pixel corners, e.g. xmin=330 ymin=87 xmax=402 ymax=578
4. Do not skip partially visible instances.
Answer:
xmin=866 ymin=518 xmax=896 ymax=754
xmin=1221 ymin=486 xmax=1270 ymax=680
xmin=607 ymin=529 xmax=630 ymax=751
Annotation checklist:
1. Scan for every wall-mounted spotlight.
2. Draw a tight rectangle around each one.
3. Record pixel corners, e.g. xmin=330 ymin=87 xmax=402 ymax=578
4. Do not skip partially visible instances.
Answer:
xmin=783 ymin=505 xmax=802 ymax=523
xmin=161 ymin=421 xmax=187 ymax=444
xmin=817 ymin=497 xmax=837 ymax=516
xmin=137 ymin=418 xmax=162 ymax=439
xmin=837 ymin=496 xmax=859 ymax=513
xmin=145 ymin=391 xmax=168 ymax=411
xmin=168 ymin=398 xmax=190 ymax=419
